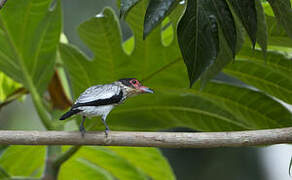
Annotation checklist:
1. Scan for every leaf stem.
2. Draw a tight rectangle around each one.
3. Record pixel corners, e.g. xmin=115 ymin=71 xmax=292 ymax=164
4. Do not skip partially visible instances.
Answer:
xmin=53 ymin=146 xmax=81 ymax=168
xmin=43 ymin=146 xmax=61 ymax=180
xmin=142 ymin=57 xmax=181 ymax=82
xmin=29 ymin=82 xmax=55 ymax=130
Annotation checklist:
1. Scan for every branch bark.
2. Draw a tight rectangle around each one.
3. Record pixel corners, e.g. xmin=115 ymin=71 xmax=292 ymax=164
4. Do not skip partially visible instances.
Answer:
xmin=1 ymin=127 xmax=292 ymax=148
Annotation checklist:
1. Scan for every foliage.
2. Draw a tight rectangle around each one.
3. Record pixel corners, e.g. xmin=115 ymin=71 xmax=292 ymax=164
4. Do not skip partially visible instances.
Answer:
xmin=0 ymin=0 xmax=291 ymax=179
xmin=0 ymin=72 xmax=21 ymax=102
xmin=60 ymin=0 xmax=291 ymax=132
xmin=0 ymin=0 xmax=61 ymax=94
xmin=120 ymin=0 xmax=292 ymax=87
xmin=0 ymin=146 xmax=173 ymax=180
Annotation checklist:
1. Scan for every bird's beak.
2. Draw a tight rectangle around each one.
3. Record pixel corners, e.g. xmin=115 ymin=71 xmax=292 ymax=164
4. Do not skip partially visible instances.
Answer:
xmin=139 ymin=86 xmax=154 ymax=93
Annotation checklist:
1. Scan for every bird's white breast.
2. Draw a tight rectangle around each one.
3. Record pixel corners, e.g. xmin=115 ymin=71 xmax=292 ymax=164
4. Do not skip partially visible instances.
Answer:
xmin=78 ymin=105 xmax=114 ymax=118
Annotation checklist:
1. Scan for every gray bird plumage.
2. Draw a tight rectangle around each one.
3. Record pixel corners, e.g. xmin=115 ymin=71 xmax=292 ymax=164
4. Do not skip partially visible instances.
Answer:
xmin=59 ymin=78 xmax=154 ymax=137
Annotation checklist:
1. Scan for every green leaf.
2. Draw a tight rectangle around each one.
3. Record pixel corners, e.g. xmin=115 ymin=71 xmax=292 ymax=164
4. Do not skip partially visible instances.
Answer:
xmin=224 ymin=47 xmax=292 ymax=104
xmin=267 ymin=0 xmax=292 ymax=40
xmin=207 ymin=0 xmax=237 ymax=56
xmin=255 ymin=0 xmax=268 ymax=53
xmin=59 ymin=146 xmax=174 ymax=180
xmin=143 ymin=0 xmax=178 ymax=39
xmin=201 ymin=5 xmax=247 ymax=84
xmin=201 ymin=24 xmax=234 ymax=84
xmin=0 ymin=145 xmax=174 ymax=180
xmin=60 ymin=157 xmax=115 ymax=180
xmin=61 ymin=2 xmax=183 ymax=96
xmin=0 ymin=146 xmax=45 ymax=178
xmin=120 ymin=0 xmax=141 ymax=18
xmin=0 ymin=72 xmax=21 ymax=102
xmin=60 ymin=1 xmax=292 ymax=132
xmin=228 ymin=0 xmax=257 ymax=47
xmin=110 ymin=79 xmax=292 ymax=131
xmin=177 ymin=0 xmax=219 ymax=86
xmin=0 ymin=0 xmax=61 ymax=94
xmin=266 ymin=15 xmax=292 ymax=48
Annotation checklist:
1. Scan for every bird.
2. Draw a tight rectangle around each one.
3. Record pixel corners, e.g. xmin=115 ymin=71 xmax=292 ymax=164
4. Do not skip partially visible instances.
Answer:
xmin=59 ymin=78 xmax=154 ymax=136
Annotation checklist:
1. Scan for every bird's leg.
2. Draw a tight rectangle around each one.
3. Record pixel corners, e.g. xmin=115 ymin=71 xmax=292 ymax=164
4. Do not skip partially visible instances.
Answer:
xmin=101 ymin=116 xmax=110 ymax=137
xmin=80 ymin=116 xmax=86 ymax=137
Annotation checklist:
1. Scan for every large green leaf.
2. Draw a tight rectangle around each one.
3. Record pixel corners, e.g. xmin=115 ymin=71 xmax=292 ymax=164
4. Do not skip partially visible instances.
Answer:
xmin=224 ymin=47 xmax=292 ymax=104
xmin=267 ymin=0 xmax=292 ymax=40
xmin=266 ymin=15 xmax=292 ymax=48
xmin=61 ymin=1 xmax=183 ymax=97
xmin=0 ymin=145 xmax=174 ymax=180
xmin=0 ymin=146 xmax=45 ymax=178
xmin=255 ymin=0 xmax=268 ymax=53
xmin=0 ymin=0 xmax=61 ymax=94
xmin=200 ymin=4 xmax=246 ymax=83
xmin=143 ymin=0 xmax=178 ymax=39
xmin=206 ymin=0 xmax=237 ymax=56
xmin=60 ymin=0 xmax=292 ymax=132
xmin=228 ymin=0 xmax=257 ymax=47
xmin=59 ymin=146 xmax=174 ymax=180
xmin=120 ymin=0 xmax=141 ymax=18
xmin=200 ymin=25 xmax=234 ymax=85
xmin=177 ymin=0 xmax=219 ymax=86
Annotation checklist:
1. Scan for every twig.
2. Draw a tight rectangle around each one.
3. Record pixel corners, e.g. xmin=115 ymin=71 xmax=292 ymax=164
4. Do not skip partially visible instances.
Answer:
xmin=0 ymin=0 xmax=7 ymax=10
xmin=53 ymin=146 xmax=81 ymax=168
xmin=0 ymin=128 xmax=292 ymax=148
xmin=0 ymin=87 xmax=28 ymax=111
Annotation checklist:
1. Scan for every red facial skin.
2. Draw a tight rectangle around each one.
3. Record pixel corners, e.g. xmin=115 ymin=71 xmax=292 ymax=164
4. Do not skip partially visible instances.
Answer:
xmin=129 ymin=79 xmax=141 ymax=89
xmin=129 ymin=79 xmax=153 ymax=93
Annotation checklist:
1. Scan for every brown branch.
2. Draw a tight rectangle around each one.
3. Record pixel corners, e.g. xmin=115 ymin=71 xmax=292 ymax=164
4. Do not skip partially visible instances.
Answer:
xmin=0 ymin=127 xmax=292 ymax=148
xmin=0 ymin=0 xmax=7 ymax=10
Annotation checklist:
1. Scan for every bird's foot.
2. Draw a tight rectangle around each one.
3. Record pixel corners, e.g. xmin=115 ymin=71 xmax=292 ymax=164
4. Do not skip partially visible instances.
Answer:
xmin=80 ymin=126 xmax=86 ymax=137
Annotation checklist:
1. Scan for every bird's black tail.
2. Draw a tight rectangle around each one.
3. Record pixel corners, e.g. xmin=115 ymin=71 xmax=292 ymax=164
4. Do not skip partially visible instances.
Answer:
xmin=59 ymin=109 xmax=82 ymax=120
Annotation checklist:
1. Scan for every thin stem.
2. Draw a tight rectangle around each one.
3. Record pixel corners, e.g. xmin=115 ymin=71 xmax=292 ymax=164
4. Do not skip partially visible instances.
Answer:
xmin=29 ymin=85 xmax=55 ymax=130
xmin=142 ymin=57 xmax=182 ymax=82
xmin=53 ymin=146 xmax=81 ymax=169
xmin=42 ymin=146 xmax=61 ymax=180
xmin=0 ymin=88 xmax=28 ymax=111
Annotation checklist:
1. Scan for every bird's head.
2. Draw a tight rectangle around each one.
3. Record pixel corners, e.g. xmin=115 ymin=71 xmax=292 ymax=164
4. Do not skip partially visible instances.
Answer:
xmin=118 ymin=78 xmax=154 ymax=96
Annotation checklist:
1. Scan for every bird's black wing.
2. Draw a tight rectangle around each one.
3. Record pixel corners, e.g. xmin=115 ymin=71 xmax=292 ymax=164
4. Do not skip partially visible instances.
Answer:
xmin=72 ymin=90 xmax=123 ymax=108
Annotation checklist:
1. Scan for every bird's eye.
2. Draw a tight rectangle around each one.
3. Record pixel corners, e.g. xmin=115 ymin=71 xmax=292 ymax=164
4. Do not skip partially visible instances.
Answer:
xmin=132 ymin=80 xmax=137 ymax=84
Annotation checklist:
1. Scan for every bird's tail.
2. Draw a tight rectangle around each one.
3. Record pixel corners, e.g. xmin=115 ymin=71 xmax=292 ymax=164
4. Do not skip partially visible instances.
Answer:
xmin=59 ymin=109 xmax=82 ymax=120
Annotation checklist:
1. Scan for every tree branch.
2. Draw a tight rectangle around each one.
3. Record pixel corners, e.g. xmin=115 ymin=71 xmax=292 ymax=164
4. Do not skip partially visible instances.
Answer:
xmin=1 ymin=127 xmax=292 ymax=148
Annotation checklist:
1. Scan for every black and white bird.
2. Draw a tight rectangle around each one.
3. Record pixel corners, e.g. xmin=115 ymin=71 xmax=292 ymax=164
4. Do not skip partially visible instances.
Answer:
xmin=59 ymin=78 xmax=154 ymax=136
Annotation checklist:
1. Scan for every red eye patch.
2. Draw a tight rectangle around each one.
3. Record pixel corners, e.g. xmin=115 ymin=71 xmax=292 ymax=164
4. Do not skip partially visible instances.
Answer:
xmin=130 ymin=79 xmax=140 ymax=87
